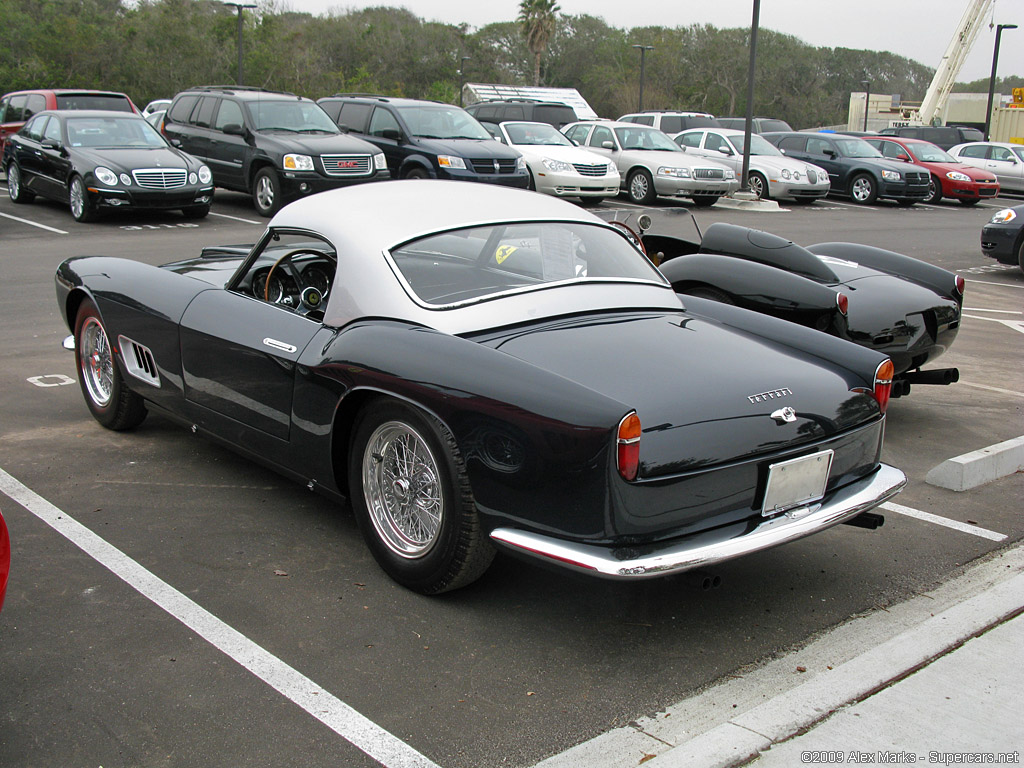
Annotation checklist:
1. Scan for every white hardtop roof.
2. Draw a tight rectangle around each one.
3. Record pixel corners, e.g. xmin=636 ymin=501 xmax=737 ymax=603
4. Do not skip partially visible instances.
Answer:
xmin=268 ymin=181 xmax=679 ymax=334
xmin=464 ymin=83 xmax=599 ymax=120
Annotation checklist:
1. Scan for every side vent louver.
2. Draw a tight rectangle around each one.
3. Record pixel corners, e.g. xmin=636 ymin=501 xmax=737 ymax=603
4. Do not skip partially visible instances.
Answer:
xmin=117 ymin=335 xmax=161 ymax=388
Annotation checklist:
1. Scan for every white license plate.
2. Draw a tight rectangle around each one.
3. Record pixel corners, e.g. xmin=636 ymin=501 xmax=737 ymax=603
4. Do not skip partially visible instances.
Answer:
xmin=761 ymin=449 xmax=834 ymax=517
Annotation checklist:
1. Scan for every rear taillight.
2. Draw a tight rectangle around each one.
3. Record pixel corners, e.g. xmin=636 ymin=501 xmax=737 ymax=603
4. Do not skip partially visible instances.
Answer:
xmin=616 ymin=412 xmax=642 ymax=481
xmin=836 ymin=292 xmax=849 ymax=316
xmin=873 ymin=359 xmax=895 ymax=414
xmin=954 ymin=275 xmax=965 ymax=298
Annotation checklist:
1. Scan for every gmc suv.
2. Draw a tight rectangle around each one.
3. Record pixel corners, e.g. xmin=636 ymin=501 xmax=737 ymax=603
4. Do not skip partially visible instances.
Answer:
xmin=162 ymin=86 xmax=389 ymax=216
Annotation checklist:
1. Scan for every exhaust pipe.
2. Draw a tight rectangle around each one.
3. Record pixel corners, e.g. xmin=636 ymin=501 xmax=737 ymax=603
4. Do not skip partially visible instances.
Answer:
xmin=900 ymin=368 xmax=959 ymax=386
xmin=685 ymin=569 xmax=722 ymax=590
xmin=843 ymin=512 xmax=885 ymax=530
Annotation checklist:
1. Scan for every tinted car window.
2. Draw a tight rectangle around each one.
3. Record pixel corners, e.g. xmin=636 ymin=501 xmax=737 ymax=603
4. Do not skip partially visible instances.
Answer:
xmin=958 ymin=128 xmax=984 ymax=143
xmin=564 ymin=124 xmax=589 ymax=144
xmin=991 ymin=147 xmax=1016 ymax=162
xmin=758 ymin=119 xmax=792 ymax=132
xmin=959 ymin=145 xmax=987 ymax=158
xmin=659 ymin=116 xmax=684 ymax=134
xmin=168 ymin=95 xmax=199 ymax=123
xmin=806 ymin=137 xmax=833 ymax=156
xmin=876 ymin=140 xmax=907 ymax=159
xmin=778 ymin=136 xmax=806 ymax=152
xmin=22 ymin=114 xmax=46 ymax=141
xmin=0 ymin=96 xmax=8 ymax=121
xmin=634 ymin=115 xmax=654 ymax=126
xmin=533 ymin=105 xmax=575 ymax=127
xmin=589 ymin=125 xmax=614 ymax=147
xmin=368 ymin=107 xmax=401 ymax=137
xmin=338 ymin=103 xmax=373 ymax=133
xmin=247 ymin=101 xmax=338 ymax=132
xmin=704 ymin=132 xmax=729 ymax=152
xmin=43 ymin=116 xmax=62 ymax=142
xmin=505 ymin=105 xmax=525 ymax=120
xmin=214 ymin=98 xmax=244 ymax=130
xmin=193 ymin=96 xmax=218 ymax=128
xmin=396 ymin=105 xmax=490 ymax=140
xmin=676 ymin=132 xmax=702 ymax=148
xmin=54 ymin=93 xmax=133 ymax=112
xmin=6 ymin=95 xmax=27 ymax=122
xmin=25 ymin=94 xmax=46 ymax=118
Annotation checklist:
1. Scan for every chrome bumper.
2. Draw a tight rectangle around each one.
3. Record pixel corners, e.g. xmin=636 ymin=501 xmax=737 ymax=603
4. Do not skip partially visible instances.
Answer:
xmin=490 ymin=463 xmax=906 ymax=579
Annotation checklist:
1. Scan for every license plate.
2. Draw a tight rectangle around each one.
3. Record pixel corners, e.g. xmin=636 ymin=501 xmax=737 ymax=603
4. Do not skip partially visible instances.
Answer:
xmin=761 ymin=449 xmax=834 ymax=517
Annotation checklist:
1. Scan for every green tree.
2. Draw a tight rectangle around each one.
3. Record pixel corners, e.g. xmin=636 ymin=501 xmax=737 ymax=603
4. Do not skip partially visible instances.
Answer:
xmin=517 ymin=0 xmax=559 ymax=86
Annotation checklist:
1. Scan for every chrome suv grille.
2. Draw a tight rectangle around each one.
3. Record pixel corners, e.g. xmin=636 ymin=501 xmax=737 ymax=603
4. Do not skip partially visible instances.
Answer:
xmin=132 ymin=169 xmax=187 ymax=189
xmin=469 ymin=158 xmax=518 ymax=174
xmin=321 ymin=155 xmax=372 ymax=176
xmin=573 ymin=163 xmax=608 ymax=177
xmin=693 ymin=168 xmax=725 ymax=180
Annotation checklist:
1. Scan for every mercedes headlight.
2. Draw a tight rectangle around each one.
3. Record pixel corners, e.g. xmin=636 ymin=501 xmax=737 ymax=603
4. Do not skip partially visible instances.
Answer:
xmin=94 ymin=167 xmax=118 ymax=186
xmin=198 ymin=165 xmax=212 ymax=184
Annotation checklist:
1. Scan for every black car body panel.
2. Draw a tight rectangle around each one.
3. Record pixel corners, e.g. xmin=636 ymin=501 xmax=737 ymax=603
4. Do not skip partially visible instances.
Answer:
xmin=763 ymin=131 xmax=931 ymax=204
xmin=980 ymin=204 xmax=1024 ymax=271
xmin=55 ymin=182 xmax=905 ymax=590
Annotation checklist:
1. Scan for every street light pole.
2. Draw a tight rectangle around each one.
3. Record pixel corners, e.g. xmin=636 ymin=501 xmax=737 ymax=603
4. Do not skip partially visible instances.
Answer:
xmin=458 ymin=56 xmax=470 ymax=107
xmin=631 ymin=45 xmax=653 ymax=112
xmin=985 ymin=23 xmax=1017 ymax=140
xmin=861 ymin=80 xmax=871 ymax=131
xmin=739 ymin=0 xmax=760 ymax=195
xmin=225 ymin=3 xmax=257 ymax=86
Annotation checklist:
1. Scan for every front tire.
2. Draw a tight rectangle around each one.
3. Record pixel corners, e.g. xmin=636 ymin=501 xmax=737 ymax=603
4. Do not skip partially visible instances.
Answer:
xmin=74 ymin=299 xmax=147 ymax=430
xmin=925 ymin=174 xmax=943 ymax=204
xmin=7 ymin=163 xmax=35 ymax=203
xmin=690 ymin=195 xmax=719 ymax=208
xmin=252 ymin=167 xmax=282 ymax=217
xmin=849 ymin=173 xmax=877 ymax=205
xmin=348 ymin=401 xmax=494 ymax=594
xmin=69 ymin=176 xmax=97 ymax=222
xmin=182 ymin=204 xmax=210 ymax=219
xmin=747 ymin=171 xmax=768 ymax=200
xmin=959 ymin=198 xmax=980 ymax=206
xmin=627 ymin=169 xmax=657 ymax=205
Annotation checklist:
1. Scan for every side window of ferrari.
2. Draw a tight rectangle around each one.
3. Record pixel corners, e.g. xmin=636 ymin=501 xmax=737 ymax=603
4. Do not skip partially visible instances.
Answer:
xmin=236 ymin=232 xmax=338 ymax=318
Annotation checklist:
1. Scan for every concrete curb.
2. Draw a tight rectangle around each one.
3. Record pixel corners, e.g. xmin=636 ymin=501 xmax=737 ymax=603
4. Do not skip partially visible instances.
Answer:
xmin=925 ymin=435 xmax=1024 ymax=491
xmin=713 ymin=197 xmax=784 ymax=212
xmin=533 ymin=545 xmax=1024 ymax=768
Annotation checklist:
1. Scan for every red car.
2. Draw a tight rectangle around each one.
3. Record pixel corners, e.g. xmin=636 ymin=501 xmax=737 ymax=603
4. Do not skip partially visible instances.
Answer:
xmin=0 ymin=508 xmax=9 ymax=612
xmin=0 ymin=89 xmax=139 ymax=157
xmin=864 ymin=136 xmax=1000 ymax=205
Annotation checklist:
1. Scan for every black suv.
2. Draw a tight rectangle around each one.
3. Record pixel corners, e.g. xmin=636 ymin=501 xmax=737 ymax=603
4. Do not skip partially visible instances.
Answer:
xmin=464 ymin=99 xmax=577 ymax=129
xmin=317 ymin=95 xmax=528 ymax=187
xmin=878 ymin=125 xmax=984 ymax=151
xmin=763 ymin=131 xmax=930 ymax=205
xmin=162 ymin=86 xmax=389 ymax=216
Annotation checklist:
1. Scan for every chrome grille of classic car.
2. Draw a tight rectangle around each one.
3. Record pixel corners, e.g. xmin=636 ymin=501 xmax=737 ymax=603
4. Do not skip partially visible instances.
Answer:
xmin=321 ymin=155 xmax=372 ymax=176
xmin=572 ymin=163 xmax=608 ymax=177
xmin=469 ymin=158 xmax=518 ymax=174
xmin=132 ymin=169 xmax=188 ymax=189
xmin=693 ymin=168 xmax=725 ymax=180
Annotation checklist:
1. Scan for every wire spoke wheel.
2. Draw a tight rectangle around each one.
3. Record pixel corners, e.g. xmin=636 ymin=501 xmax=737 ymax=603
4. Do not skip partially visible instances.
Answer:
xmin=80 ymin=316 xmax=114 ymax=407
xmin=363 ymin=421 xmax=443 ymax=558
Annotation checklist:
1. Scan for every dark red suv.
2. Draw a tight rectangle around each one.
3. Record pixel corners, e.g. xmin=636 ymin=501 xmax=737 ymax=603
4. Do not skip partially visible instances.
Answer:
xmin=0 ymin=89 xmax=139 ymax=156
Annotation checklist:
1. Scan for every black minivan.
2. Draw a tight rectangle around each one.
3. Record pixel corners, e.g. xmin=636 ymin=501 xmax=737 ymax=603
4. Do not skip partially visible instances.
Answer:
xmin=162 ymin=86 xmax=389 ymax=216
xmin=318 ymin=95 xmax=529 ymax=187
xmin=465 ymin=99 xmax=578 ymax=129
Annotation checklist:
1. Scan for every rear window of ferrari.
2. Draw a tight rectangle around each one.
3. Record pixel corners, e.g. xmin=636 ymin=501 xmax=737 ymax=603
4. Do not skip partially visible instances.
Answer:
xmin=389 ymin=221 xmax=666 ymax=308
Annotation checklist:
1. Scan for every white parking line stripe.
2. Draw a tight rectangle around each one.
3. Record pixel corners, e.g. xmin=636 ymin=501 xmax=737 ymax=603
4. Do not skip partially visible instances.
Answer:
xmin=209 ymin=211 xmax=263 ymax=224
xmin=880 ymin=501 xmax=1007 ymax=541
xmin=0 ymin=211 xmax=68 ymax=234
xmin=963 ymin=308 xmax=1022 ymax=314
xmin=960 ymin=382 xmax=1024 ymax=398
xmin=0 ymin=467 xmax=441 ymax=768
xmin=966 ymin=279 xmax=1024 ymax=288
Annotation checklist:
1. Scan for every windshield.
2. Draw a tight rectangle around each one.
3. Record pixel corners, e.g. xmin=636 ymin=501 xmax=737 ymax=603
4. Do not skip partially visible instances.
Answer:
xmin=834 ymin=138 xmax=883 ymax=158
xmin=504 ymin=122 xmax=572 ymax=146
xmin=396 ymin=105 xmax=491 ymax=140
xmin=614 ymin=126 xmax=680 ymax=152
xmin=909 ymin=144 xmax=955 ymax=163
xmin=390 ymin=221 xmax=665 ymax=308
xmin=730 ymin=134 xmax=782 ymax=156
xmin=247 ymin=101 xmax=340 ymax=133
xmin=65 ymin=116 xmax=168 ymax=148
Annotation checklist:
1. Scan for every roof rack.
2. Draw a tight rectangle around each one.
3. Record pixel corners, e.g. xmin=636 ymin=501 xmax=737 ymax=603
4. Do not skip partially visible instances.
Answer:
xmin=186 ymin=85 xmax=298 ymax=97
xmin=330 ymin=93 xmax=390 ymax=100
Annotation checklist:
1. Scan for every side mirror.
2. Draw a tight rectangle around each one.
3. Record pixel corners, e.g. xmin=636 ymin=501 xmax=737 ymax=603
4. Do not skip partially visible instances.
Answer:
xmin=719 ymin=147 xmax=734 ymax=156
xmin=41 ymin=138 xmax=61 ymax=150
xmin=222 ymin=123 xmax=245 ymax=136
xmin=380 ymin=128 xmax=402 ymax=142
xmin=336 ymin=123 xmax=349 ymax=134
xmin=602 ymin=140 xmax=614 ymax=150
xmin=896 ymin=153 xmax=910 ymax=162
xmin=824 ymin=148 xmax=837 ymax=158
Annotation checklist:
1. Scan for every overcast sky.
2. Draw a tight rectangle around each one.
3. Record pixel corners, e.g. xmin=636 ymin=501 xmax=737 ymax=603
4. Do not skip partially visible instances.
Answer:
xmin=277 ymin=0 xmax=1023 ymax=85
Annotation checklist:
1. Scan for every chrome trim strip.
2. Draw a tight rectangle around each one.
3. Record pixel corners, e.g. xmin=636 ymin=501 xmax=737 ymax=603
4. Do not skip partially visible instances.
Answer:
xmin=489 ymin=463 xmax=907 ymax=579
xmin=262 ymin=338 xmax=297 ymax=353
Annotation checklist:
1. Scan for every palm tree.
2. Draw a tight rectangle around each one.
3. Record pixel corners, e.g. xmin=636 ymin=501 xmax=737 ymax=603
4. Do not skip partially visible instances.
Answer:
xmin=518 ymin=0 xmax=560 ymax=87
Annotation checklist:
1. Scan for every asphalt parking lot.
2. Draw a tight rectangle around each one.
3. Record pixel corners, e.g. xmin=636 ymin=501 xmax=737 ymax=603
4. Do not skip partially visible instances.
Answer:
xmin=1 ymin=184 xmax=1022 ymax=768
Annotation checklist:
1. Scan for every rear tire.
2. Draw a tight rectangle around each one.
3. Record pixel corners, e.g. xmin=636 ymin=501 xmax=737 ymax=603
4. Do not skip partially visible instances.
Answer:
xmin=348 ymin=400 xmax=494 ymax=594
xmin=74 ymin=299 xmax=147 ymax=430
xmin=7 ymin=163 xmax=35 ymax=203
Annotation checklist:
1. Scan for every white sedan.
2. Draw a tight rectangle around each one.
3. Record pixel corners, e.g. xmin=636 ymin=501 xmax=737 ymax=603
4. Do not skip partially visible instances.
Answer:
xmin=948 ymin=141 xmax=1024 ymax=193
xmin=675 ymin=127 xmax=830 ymax=202
xmin=485 ymin=120 xmax=620 ymax=205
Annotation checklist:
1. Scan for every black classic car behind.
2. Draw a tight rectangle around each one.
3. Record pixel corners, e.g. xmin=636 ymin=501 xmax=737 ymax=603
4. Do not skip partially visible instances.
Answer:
xmin=55 ymin=182 xmax=905 ymax=594
xmin=162 ymin=86 xmax=390 ymax=216
xmin=763 ymin=131 xmax=930 ymax=206
xmin=3 ymin=110 xmax=214 ymax=221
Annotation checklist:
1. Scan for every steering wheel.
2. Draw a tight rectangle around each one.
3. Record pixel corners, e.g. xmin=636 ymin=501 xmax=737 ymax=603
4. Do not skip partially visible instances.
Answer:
xmin=608 ymin=220 xmax=647 ymax=256
xmin=263 ymin=249 xmax=336 ymax=315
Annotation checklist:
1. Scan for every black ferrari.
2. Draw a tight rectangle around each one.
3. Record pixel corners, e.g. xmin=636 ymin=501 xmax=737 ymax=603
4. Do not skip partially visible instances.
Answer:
xmin=605 ymin=210 xmax=963 ymax=398
xmin=55 ymin=181 xmax=905 ymax=593
xmin=4 ymin=109 xmax=214 ymax=221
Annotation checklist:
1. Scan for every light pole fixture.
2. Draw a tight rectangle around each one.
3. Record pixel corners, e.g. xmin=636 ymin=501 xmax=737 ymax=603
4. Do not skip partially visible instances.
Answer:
xmin=225 ymin=3 xmax=257 ymax=86
xmin=861 ymin=79 xmax=871 ymax=132
xmin=631 ymin=45 xmax=654 ymax=112
xmin=458 ymin=56 xmax=470 ymax=107
xmin=738 ymin=0 xmax=760 ymax=196
xmin=985 ymin=23 xmax=1017 ymax=140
